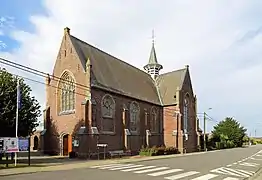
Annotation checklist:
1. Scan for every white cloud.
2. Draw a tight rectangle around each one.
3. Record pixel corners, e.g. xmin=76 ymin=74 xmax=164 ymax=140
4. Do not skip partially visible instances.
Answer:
xmin=1 ymin=0 xmax=262 ymax=134
xmin=0 ymin=40 xmax=6 ymax=49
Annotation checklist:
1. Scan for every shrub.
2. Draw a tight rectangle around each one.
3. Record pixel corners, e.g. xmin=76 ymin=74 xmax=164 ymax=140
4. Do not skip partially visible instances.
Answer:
xmin=226 ymin=141 xmax=235 ymax=148
xmin=165 ymin=147 xmax=179 ymax=155
xmin=156 ymin=146 xmax=165 ymax=155
xmin=139 ymin=146 xmax=179 ymax=156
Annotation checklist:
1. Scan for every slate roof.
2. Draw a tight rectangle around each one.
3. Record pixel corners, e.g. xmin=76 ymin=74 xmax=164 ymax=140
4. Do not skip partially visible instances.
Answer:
xmin=68 ymin=29 xmax=188 ymax=106
xmin=156 ymin=69 xmax=187 ymax=105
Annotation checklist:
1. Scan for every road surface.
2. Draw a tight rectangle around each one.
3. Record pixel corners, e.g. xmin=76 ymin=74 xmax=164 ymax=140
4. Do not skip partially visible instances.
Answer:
xmin=2 ymin=145 xmax=262 ymax=180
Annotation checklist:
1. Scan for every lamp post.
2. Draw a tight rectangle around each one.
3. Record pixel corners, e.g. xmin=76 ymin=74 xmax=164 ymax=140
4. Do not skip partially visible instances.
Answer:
xmin=203 ymin=108 xmax=212 ymax=152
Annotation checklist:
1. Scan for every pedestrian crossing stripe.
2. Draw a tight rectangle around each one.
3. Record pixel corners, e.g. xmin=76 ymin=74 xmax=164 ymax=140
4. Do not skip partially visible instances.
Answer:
xmin=90 ymin=163 xmax=121 ymax=168
xmin=148 ymin=169 xmax=183 ymax=176
xmin=121 ymin=165 xmax=156 ymax=172
xmin=134 ymin=167 xmax=169 ymax=173
xmin=90 ymin=163 xmax=245 ymax=180
xmin=251 ymin=157 xmax=262 ymax=160
xmin=191 ymin=173 xmax=218 ymax=180
xmin=110 ymin=164 xmax=144 ymax=170
xmin=210 ymin=167 xmax=254 ymax=177
xmin=239 ymin=162 xmax=259 ymax=167
xmin=164 ymin=171 xmax=200 ymax=179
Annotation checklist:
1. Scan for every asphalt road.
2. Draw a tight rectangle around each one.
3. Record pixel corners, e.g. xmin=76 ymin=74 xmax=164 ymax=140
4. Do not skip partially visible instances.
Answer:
xmin=2 ymin=145 xmax=262 ymax=180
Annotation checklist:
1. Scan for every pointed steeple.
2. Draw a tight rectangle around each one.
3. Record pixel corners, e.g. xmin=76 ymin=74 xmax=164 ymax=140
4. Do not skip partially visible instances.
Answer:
xmin=144 ymin=30 xmax=163 ymax=79
xmin=148 ymin=43 xmax=158 ymax=64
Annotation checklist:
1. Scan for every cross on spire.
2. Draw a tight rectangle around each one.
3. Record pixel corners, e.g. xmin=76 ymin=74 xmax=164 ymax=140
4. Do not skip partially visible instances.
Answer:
xmin=152 ymin=29 xmax=155 ymax=44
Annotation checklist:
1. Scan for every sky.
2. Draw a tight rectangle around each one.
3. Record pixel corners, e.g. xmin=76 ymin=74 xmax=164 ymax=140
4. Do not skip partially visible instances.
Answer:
xmin=0 ymin=0 xmax=262 ymax=136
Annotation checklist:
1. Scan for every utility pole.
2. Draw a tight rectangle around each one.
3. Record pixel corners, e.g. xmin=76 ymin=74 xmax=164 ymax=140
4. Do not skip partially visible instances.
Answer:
xmin=15 ymin=77 xmax=20 ymax=166
xmin=203 ymin=112 xmax=207 ymax=152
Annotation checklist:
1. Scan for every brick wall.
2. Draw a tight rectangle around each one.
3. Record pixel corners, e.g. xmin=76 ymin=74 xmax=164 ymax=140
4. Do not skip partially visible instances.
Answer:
xmin=44 ymin=30 xmax=88 ymax=154
xmin=84 ymin=88 xmax=164 ymax=154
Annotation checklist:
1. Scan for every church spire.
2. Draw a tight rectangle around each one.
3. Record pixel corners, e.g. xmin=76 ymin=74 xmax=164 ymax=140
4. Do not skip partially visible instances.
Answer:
xmin=144 ymin=30 xmax=163 ymax=79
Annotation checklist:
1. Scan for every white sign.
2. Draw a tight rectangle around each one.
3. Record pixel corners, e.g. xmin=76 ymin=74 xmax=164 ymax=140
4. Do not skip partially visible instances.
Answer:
xmin=97 ymin=144 xmax=108 ymax=147
xmin=4 ymin=137 xmax=19 ymax=153
xmin=73 ymin=140 xmax=79 ymax=147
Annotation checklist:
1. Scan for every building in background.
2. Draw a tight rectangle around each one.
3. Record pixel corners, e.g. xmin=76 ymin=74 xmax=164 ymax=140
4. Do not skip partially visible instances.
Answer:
xmin=42 ymin=27 xmax=199 ymax=157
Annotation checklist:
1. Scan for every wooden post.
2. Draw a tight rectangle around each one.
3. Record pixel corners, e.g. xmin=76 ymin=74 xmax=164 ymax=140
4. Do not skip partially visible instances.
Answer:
xmin=28 ymin=136 xmax=31 ymax=166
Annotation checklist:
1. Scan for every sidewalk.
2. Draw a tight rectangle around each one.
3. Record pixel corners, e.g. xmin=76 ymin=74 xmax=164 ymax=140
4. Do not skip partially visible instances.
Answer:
xmin=0 ymin=151 xmax=207 ymax=176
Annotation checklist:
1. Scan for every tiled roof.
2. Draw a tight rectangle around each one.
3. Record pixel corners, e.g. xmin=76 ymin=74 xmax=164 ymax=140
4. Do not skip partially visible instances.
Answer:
xmin=69 ymin=33 xmax=188 ymax=106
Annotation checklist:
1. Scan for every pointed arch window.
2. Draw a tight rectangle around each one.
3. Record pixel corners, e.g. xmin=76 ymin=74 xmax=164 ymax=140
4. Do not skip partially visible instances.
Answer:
xmin=58 ymin=71 xmax=75 ymax=113
xmin=183 ymin=95 xmax=189 ymax=133
xmin=129 ymin=102 xmax=140 ymax=132
xmin=101 ymin=94 xmax=115 ymax=132
xmin=151 ymin=107 xmax=158 ymax=133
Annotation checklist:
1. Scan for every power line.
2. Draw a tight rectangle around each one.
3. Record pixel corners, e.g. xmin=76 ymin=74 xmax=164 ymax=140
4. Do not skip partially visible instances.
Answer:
xmin=0 ymin=57 xmax=90 ymax=91
xmin=0 ymin=69 xmax=89 ymax=98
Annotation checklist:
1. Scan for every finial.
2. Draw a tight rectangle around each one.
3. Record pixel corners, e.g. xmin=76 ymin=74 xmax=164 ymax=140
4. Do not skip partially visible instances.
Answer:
xmin=86 ymin=58 xmax=91 ymax=69
xmin=185 ymin=65 xmax=189 ymax=69
xmin=64 ymin=27 xmax=70 ymax=35
xmin=152 ymin=29 xmax=155 ymax=44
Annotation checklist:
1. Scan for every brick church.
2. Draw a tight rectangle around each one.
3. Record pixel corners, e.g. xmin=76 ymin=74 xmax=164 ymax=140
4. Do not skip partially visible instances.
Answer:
xmin=43 ymin=27 xmax=201 ymax=157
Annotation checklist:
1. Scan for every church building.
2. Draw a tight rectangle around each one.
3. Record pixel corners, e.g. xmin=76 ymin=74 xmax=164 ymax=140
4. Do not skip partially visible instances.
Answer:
xmin=43 ymin=27 xmax=200 ymax=157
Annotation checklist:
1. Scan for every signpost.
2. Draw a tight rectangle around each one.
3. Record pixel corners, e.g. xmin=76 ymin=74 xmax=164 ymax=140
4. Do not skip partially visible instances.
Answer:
xmin=3 ymin=137 xmax=19 ymax=153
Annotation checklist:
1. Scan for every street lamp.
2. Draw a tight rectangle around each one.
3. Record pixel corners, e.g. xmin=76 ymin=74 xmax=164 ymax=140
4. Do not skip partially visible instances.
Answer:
xmin=203 ymin=108 xmax=212 ymax=152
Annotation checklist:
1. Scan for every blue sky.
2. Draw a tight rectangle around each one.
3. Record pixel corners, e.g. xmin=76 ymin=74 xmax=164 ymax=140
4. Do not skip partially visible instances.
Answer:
xmin=1 ymin=0 xmax=262 ymax=136
xmin=0 ymin=0 xmax=45 ymax=51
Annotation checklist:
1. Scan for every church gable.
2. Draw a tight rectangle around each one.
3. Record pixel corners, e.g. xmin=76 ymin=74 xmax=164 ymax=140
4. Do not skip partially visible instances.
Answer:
xmin=156 ymin=68 xmax=187 ymax=106
xmin=181 ymin=66 xmax=194 ymax=96
xmin=51 ymin=27 xmax=86 ymax=78
xmin=47 ymin=27 xmax=90 ymax=115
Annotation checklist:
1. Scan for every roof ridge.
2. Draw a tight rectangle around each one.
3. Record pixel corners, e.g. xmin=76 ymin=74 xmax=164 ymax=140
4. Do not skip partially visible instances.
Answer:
xmin=70 ymin=35 xmax=152 ymax=77
xmin=160 ymin=68 xmax=186 ymax=76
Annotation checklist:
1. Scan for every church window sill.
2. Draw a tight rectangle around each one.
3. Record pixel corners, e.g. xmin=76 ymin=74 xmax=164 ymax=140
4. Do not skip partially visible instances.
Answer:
xmin=101 ymin=131 xmax=116 ymax=135
xmin=59 ymin=110 xmax=75 ymax=116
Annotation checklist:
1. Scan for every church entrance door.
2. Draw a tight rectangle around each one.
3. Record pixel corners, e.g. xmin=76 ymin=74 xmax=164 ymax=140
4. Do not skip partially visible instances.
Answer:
xmin=62 ymin=134 xmax=69 ymax=156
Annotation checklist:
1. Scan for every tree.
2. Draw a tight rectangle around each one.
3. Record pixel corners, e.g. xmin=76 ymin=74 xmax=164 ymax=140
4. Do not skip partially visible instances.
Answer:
xmin=212 ymin=117 xmax=247 ymax=147
xmin=0 ymin=69 xmax=41 ymax=137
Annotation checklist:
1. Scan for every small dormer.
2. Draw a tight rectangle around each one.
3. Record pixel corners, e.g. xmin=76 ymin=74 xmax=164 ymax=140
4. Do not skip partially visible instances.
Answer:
xmin=143 ymin=31 xmax=163 ymax=80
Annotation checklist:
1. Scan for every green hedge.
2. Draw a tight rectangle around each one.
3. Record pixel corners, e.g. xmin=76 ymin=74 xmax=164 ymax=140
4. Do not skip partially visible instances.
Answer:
xmin=215 ymin=140 xmax=235 ymax=149
xmin=139 ymin=146 xmax=179 ymax=156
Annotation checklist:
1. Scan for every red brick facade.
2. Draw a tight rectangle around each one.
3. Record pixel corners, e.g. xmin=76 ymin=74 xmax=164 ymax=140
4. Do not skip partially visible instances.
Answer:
xmin=43 ymin=28 xmax=199 ymax=156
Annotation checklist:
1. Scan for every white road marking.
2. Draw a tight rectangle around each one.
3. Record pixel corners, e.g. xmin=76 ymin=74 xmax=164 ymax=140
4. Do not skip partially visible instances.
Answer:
xmin=134 ymin=167 xmax=169 ymax=173
xmin=164 ymin=171 xmax=200 ymax=180
xmin=237 ymin=169 xmax=255 ymax=176
xmin=190 ymin=173 xmax=218 ymax=180
xmin=239 ymin=162 xmax=259 ymax=167
xmin=90 ymin=164 xmax=121 ymax=168
xmin=250 ymin=157 xmax=262 ymax=160
xmin=256 ymin=154 xmax=262 ymax=157
xmin=99 ymin=164 xmax=133 ymax=169
xmin=121 ymin=165 xmax=156 ymax=172
xmin=148 ymin=169 xmax=183 ymax=176
xmin=210 ymin=167 xmax=251 ymax=177
xmin=109 ymin=164 xmax=144 ymax=170
xmin=223 ymin=177 xmax=240 ymax=180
